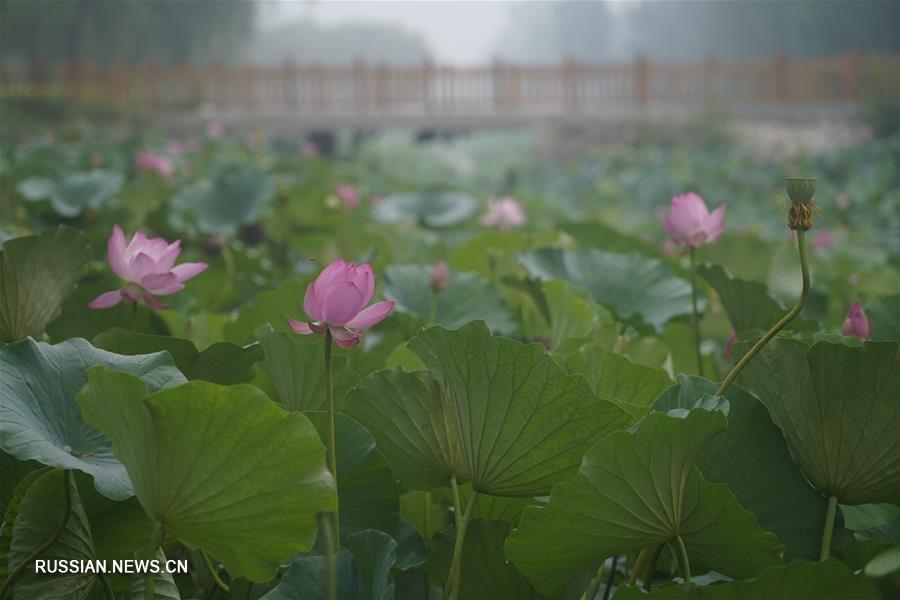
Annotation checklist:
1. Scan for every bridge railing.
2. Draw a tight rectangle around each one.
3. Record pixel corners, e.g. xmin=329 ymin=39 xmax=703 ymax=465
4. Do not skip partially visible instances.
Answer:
xmin=1 ymin=52 xmax=895 ymax=114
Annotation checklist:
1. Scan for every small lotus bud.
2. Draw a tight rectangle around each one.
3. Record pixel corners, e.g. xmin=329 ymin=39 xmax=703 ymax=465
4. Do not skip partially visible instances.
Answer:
xmin=785 ymin=178 xmax=819 ymax=231
xmin=429 ymin=262 xmax=449 ymax=293
xmin=841 ymin=302 xmax=870 ymax=339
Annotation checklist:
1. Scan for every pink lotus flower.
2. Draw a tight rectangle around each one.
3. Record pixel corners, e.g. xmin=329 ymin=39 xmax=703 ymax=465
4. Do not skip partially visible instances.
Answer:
xmin=288 ymin=259 xmax=394 ymax=348
xmin=88 ymin=225 xmax=208 ymax=310
xmin=135 ymin=151 xmax=174 ymax=180
xmin=841 ymin=302 xmax=870 ymax=339
xmin=663 ymin=192 xmax=726 ymax=247
xmin=480 ymin=197 xmax=526 ymax=230
xmin=724 ymin=330 xmax=737 ymax=362
xmin=429 ymin=261 xmax=449 ymax=292
xmin=812 ymin=230 xmax=837 ymax=250
xmin=337 ymin=185 xmax=360 ymax=209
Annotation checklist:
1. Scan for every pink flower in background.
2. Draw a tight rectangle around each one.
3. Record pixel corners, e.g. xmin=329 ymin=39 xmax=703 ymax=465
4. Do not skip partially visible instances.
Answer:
xmin=724 ymin=330 xmax=737 ymax=362
xmin=480 ymin=197 xmax=527 ymax=230
xmin=663 ymin=192 xmax=725 ymax=247
xmin=337 ymin=185 xmax=360 ymax=209
xmin=303 ymin=141 xmax=320 ymax=158
xmin=841 ymin=302 xmax=870 ymax=339
xmin=135 ymin=151 xmax=174 ymax=180
xmin=289 ymin=259 xmax=394 ymax=348
xmin=429 ymin=261 xmax=450 ymax=292
xmin=207 ymin=120 xmax=225 ymax=138
xmin=812 ymin=230 xmax=837 ymax=250
xmin=88 ymin=225 xmax=208 ymax=310
xmin=166 ymin=139 xmax=186 ymax=156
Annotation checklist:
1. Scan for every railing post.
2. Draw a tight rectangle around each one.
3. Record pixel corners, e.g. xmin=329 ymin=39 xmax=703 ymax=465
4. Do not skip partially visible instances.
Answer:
xmin=281 ymin=58 xmax=297 ymax=110
xmin=704 ymin=52 xmax=718 ymax=103
xmin=564 ymin=55 xmax=580 ymax=112
xmin=774 ymin=52 xmax=788 ymax=102
xmin=353 ymin=57 xmax=369 ymax=112
xmin=375 ymin=64 xmax=389 ymax=109
xmin=634 ymin=54 xmax=649 ymax=108
xmin=493 ymin=58 xmax=504 ymax=112
xmin=422 ymin=57 xmax=433 ymax=113
xmin=841 ymin=49 xmax=861 ymax=102
xmin=311 ymin=64 xmax=325 ymax=111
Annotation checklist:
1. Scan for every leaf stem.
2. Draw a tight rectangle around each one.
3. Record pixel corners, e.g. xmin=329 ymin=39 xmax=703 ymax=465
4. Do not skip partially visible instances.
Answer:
xmin=201 ymin=549 xmax=230 ymax=593
xmin=319 ymin=512 xmax=337 ymax=600
xmin=0 ymin=470 xmax=73 ymax=600
xmin=423 ymin=491 xmax=433 ymax=600
xmin=98 ymin=573 xmax=115 ymax=600
xmin=446 ymin=480 xmax=478 ymax=600
xmin=211 ymin=242 xmax=235 ymax=313
xmin=627 ymin=548 xmax=649 ymax=586
xmin=689 ymin=246 xmax=704 ymax=377
xmin=643 ymin=543 xmax=666 ymax=592
xmin=820 ymin=495 xmax=838 ymax=561
xmin=673 ymin=535 xmax=691 ymax=582
xmin=323 ymin=329 xmax=340 ymax=548
xmin=602 ymin=555 xmax=619 ymax=600
xmin=582 ymin=562 xmax=604 ymax=600
xmin=144 ymin=521 xmax=166 ymax=600
xmin=715 ymin=229 xmax=810 ymax=397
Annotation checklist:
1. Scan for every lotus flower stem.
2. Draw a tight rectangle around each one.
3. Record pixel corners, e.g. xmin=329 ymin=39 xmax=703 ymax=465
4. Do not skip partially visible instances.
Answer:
xmin=582 ymin=562 xmax=604 ymax=600
xmin=212 ymin=243 xmax=235 ymax=313
xmin=98 ymin=573 xmax=115 ymax=600
xmin=201 ymin=549 xmax=230 ymax=593
xmin=0 ymin=471 xmax=73 ymax=600
xmin=602 ymin=555 xmax=619 ymax=600
xmin=689 ymin=246 xmax=704 ymax=377
xmin=643 ymin=543 xmax=666 ymax=591
xmin=323 ymin=329 xmax=340 ymax=548
xmin=714 ymin=230 xmax=810 ymax=397
xmin=627 ymin=548 xmax=650 ymax=586
xmin=319 ymin=512 xmax=337 ymax=600
xmin=674 ymin=535 xmax=692 ymax=582
xmin=144 ymin=521 xmax=166 ymax=600
xmin=819 ymin=495 xmax=838 ymax=561
xmin=446 ymin=477 xmax=478 ymax=600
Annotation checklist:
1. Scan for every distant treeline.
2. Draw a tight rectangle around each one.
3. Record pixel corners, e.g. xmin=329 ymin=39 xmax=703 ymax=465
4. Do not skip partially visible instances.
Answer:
xmin=498 ymin=0 xmax=900 ymax=62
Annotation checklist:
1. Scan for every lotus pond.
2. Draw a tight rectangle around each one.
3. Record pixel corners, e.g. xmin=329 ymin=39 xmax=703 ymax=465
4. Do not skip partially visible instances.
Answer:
xmin=0 ymin=127 xmax=898 ymax=600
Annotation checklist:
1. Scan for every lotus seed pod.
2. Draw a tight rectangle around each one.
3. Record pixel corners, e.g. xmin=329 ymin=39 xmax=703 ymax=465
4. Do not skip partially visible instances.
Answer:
xmin=786 ymin=178 xmax=819 ymax=230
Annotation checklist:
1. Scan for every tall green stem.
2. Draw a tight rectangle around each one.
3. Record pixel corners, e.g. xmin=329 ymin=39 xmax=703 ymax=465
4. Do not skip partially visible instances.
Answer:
xmin=715 ymin=230 xmax=810 ymax=396
xmin=674 ymin=535 xmax=691 ymax=582
xmin=643 ymin=543 xmax=666 ymax=591
xmin=627 ymin=548 xmax=650 ymax=586
xmin=144 ymin=521 xmax=166 ymax=600
xmin=689 ymin=246 xmax=704 ymax=377
xmin=319 ymin=512 xmax=337 ymax=600
xmin=445 ymin=478 xmax=478 ymax=600
xmin=201 ymin=549 xmax=230 ymax=593
xmin=820 ymin=495 xmax=838 ymax=561
xmin=423 ymin=491 xmax=433 ymax=600
xmin=602 ymin=555 xmax=619 ymax=600
xmin=0 ymin=471 xmax=73 ymax=600
xmin=212 ymin=243 xmax=235 ymax=313
xmin=322 ymin=330 xmax=340 ymax=550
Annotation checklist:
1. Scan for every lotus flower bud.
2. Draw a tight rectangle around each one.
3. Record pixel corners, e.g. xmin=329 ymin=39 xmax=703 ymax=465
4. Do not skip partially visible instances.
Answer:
xmin=786 ymin=178 xmax=819 ymax=231
xmin=841 ymin=302 xmax=870 ymax=339
xmin=429 ymin=262 xmax=449 ymax=293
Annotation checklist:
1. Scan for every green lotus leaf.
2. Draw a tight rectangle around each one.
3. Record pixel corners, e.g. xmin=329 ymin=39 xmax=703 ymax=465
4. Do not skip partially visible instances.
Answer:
xmin=865 ymin=546 xmax=900 ymax=578
xmin=519 ymin=247 xmax=700 ymax=334
xmin=344 ymin=322 xmax=631 ymax=496
xmin=76 ymin=368 xmax=336 ymax=582
xmin=614 ymin=558 xmax=878 ymax=599
xmin=741 ymin=339 xmax=900 ymax=505
xmin=224 ymin=279 xmax=309 ymax=344
xmin=128 ymin=548 xmax=181 ymax=600
xmin=867 ymin=294 xmax=900 ymax=341
xmin=0 ymin=338 xmax=185 ymax=501
xmin=506 ymin=408 xmax=783 ymax=596
xmin=840 ymin=503 xmax=900 ymax=545
xmin=372 ymin=192 xmax=477 ymax=228
xmin=384 ymin=264 xmax=516 ymax=335
xmin=19 ymin=169 xmax=123 ymax=217
xmin=7 ymin=469 xmax=97 ymax=600
xmin=656 ymin=375 xmax=835 ymax=561
xmin=0 ymin=226 xmax=91 ymax=343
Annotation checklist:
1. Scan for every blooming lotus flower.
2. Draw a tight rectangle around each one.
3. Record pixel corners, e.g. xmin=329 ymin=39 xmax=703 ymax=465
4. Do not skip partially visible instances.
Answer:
xmin=663 ymin=192 xmax=726 ymax=247
xmin=337 ymin=185 xmax=360 ymax=209
xmin=289 ymin=259 xmax=394 ymax=348
xmin=480 ymin=197 xmax=526 ymax=230
xmin=429 ymin=261 xmax=449 ymax=292
xmin=88 ymin=225 xmax=208 ymax=310
xmin=135 ymin=151 xmax=174 ymax=179
xmin=841 ymin=302 xmax=870 ymax=339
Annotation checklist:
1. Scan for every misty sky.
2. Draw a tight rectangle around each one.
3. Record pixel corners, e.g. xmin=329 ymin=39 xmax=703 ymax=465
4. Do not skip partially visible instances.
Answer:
xmin=258 ymin=0 xmax=517 ymax=64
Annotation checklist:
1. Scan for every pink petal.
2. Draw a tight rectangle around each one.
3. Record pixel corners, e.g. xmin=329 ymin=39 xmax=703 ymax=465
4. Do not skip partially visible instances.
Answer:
xmin=151 ymin=282 xmax=185 ymax=296
xmin=321 ymin=281 xmax=366 ymax=326
xmin=108 ymin=225 xmax=128 ymax=279
xmin=705 ymin=205 xmax=726 ymax=243
xmin=349 ymin=263 xmax=375 ymax=305
xmin=127 ymin=231 xmax=148 ymax=255
xmin=170 ymin=262 xmax=208 ymax=282
xmin=668 ymin=193 xmax=708 ymax=242
xmin=141 ymin=292 xmax=166 ymax=310
xmin=126 ymin=252 xmax=158 ymax=283
xmin=314 ymin=259 xmax=348 ymax=296
xmin=303 ymin=284 xmax=323 ymax=321
xmin=663 ymin=212 xmax=680 ymax=243
xmin=88 ymin=289 xmax=123 ymax=309
xmin=288 ymin=318 xmax=315 ymax=335
xmin=141 ymin=272 xmax=178 ymax=292
xmin=330 ymin=327 xmax=362 ymax=348
xmin=345 ymin=301 xmax=395 ymax=330
xmin=156 ymin=240 xmax=182 ymax=272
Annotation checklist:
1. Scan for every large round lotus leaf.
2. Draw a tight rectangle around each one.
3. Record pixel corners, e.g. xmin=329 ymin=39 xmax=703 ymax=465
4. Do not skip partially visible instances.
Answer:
xmin=371 ymin=192 xmax=477 ymax=228
xmin=506 ymin=408 xmax=782 ymax=596
xmin=519 ymin=247 xmax=700 ymax=334
xmin=76 ymin=368 xmax=336 ymax=582
xmin=19 ymin=170 xmax=123 ymax=217
xmin=741 ymin=339 xmax=900 ymax=505
xmin=614 ymin=559 xmax=878 ymax=600
xmin=656 ymin=375 xmax=835 ymax=561
xmin=7 ymin=469 xmax=97 ymax=600
xmin=867 ymin=294 xmax=900 ymax=341
xmin=343 ymin=322 xmax=631 ymax=496
xmin=384 ymin=264 xmax=516 ymax=335
xmin=0 ymin=337 xmax=186 ymax=501
xmin=0 ymin=226 xmax=91 ymax=343
xmin=171 ymin=161 xmax=274 ymax=234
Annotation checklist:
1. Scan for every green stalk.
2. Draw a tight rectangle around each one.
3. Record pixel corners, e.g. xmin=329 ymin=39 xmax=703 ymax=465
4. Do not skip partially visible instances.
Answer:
xmin=643 ymin=543 xmax=666 ymax=592
xmin=715 ymin=230 xmax=810 ymax=396
xmin=602 ymin=555 xmax=619 ymax=600
xmin=0 ymin=471 xmax=73 ymax=600
xmin=319 ymin=513 xmax=337 ymax=600
xmin=674 ymin=535 xmax=691 ymax=582
xmin=820 ymin=495 xmax=838 ymax=561
xmin=98 ymin=573 xmax=115 ymax=600
xmin=202 ymin=549 xmax=230 ymax=593
xmin=582 ymin=562 xmax=604 ymax=600
xmin=323 ymin=329 xmax=340 ymax=548
xmin=423 ymin=491 xmax=433 ymax=600
xmin=689 ymin=246 xmax=704 ymax=377
xmin=211 ymin=243 xmax=235 ymax=313
xmin=144 ymin=521 xmax=166 ymax=600
xmin=445 ymin=478 xmax=478 ymax=600
xmin=627 ymin=548 xmax=650 ymax=587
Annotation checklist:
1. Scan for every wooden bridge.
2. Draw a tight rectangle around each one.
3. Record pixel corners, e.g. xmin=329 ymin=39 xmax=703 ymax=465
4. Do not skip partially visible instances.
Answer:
xmin=2 ymin=52 xmax=895 ymax=130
